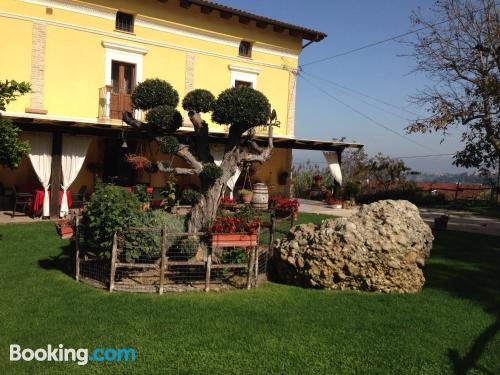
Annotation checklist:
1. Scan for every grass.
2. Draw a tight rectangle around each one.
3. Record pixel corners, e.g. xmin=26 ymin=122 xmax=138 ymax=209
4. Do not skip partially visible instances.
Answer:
xmin=0 ymin=216 xmax=499 ymax=374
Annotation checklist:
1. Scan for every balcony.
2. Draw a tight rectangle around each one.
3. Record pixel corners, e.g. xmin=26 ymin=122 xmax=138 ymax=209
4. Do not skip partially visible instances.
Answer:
xmin=98 ymin=85 xmax=143 ymax=123
xmin=98 ymin=85 xmax=112 ymax=121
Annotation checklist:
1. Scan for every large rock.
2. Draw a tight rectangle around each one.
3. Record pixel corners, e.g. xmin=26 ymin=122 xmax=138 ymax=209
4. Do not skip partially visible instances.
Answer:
xmin=273 ymin=200 xmax=434 ymax=293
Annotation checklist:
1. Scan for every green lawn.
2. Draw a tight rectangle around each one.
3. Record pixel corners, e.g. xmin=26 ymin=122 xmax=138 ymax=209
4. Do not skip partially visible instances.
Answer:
xmin=0 ymin=217 xmax=499 ymax=374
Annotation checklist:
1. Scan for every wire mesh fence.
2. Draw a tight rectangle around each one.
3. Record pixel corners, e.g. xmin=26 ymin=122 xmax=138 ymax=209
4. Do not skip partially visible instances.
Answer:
xmin=75 ymin=225 xmax=269 ymax=294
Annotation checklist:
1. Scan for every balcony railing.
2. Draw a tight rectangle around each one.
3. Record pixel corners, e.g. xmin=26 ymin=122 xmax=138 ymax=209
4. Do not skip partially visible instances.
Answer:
xmin=98 ymin=85 xmax=112 ymax=121
xmin=98 ymin=86 xmax=143 ymax=122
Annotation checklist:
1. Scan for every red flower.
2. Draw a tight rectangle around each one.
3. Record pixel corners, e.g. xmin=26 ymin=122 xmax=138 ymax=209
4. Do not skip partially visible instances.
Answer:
xmin=269 ymin=196 xmax=300 ymax=213
xmin=210 ymin=215 xmax=261 ymax=234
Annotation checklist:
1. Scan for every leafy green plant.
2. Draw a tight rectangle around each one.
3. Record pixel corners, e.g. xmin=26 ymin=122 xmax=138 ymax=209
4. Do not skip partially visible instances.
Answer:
xmin=134 ymin=184 xmax=152 ymax=203
xmin=159 ymin=135 xmax=180 ymax=154
xmin=0 ymin=118 xmax=30 ymax=170
xmin=145 ymin=104 xmax=183 ymax=133
xmin=0 ymin=80 xmax=31 ymax=111
xmin=212 ymin=86 xmax=271 ymax=133
xmin=176 ymin=237 xmax=200 ymax=258
xmin=180 ymin=189 xmax=202 ymax=206
xmin=0 ymin=80 xmax=31 ymax=170
xmin=82 ymin=184 xmax=141 ymax=257
xmin=132 ymin=78 xmax=179 ymax=110
xmin=161 ymin=179 xmax=177 ymax=205
xmin=220 ymin=248 xmax=248 ymax=264
xmin=122 ymin=210 xmax=185 ymax=262
xmin=182 ymin=89 xmax=215 ymax=113
xmin=199 ymin=163 xmax=223 ymax=191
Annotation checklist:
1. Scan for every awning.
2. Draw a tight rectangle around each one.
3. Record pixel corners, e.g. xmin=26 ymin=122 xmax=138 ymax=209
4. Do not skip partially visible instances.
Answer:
xmin=7 ymin=114 xmax=363 ymax=151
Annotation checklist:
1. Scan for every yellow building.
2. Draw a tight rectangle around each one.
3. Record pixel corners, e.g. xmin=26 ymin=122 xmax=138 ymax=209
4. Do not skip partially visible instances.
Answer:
xmin=0 ymin=0 xmax=360 ymax=217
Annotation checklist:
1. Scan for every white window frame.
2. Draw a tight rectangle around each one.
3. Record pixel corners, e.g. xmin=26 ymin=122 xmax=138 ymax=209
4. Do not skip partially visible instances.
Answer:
xmin=229 ymin=64 xmax=260 ymax=89
xmin=102 ymin=40 xmax=148 ymax=119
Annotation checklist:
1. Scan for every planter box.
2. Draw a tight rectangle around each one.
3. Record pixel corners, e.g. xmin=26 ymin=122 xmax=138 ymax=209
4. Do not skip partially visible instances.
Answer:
xmin=55 ymin=219 xmax=74 ymax=239
xmin=211 ymin=233 xmax=258 ymax=248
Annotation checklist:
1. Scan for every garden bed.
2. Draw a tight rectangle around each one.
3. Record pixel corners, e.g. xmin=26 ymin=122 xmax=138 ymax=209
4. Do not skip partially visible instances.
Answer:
xmin=75 ymin=225 xmax=268 ymax=293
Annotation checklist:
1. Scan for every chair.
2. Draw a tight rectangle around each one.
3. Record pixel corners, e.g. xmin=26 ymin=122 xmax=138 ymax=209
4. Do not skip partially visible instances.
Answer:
xmin=71 ymin=185 xmax=87 ymax=209
xmin=11 ymin=186 xmax=33 ymax=218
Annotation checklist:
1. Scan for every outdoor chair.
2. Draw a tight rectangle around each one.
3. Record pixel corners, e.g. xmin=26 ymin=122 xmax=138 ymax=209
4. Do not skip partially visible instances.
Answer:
xmin=11 ymin=185 xmax=33 ymax=218
xmin=71 ymin=185 xmax=87 ymax=209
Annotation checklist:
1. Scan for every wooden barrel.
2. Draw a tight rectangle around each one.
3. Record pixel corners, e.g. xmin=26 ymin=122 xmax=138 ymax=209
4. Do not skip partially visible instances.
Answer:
xmin=251 ymin=183 xmax=269 ymax=210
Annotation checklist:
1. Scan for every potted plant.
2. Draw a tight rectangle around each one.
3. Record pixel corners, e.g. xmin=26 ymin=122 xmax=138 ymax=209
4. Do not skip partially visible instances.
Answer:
xmin=210 ymin=213 xmax=260 ymax=248
xmin=173 ymin=189 xmax=201 ymax=215
xmin=160 ymin=179 xmax=177 ymax=209
xmin=220 ymin=196 xmax=236 ymax=208
xmin=126 ymin=154 xmax=152 ymax=170
xmin=270 ymin=196 xmax=300 ymax=220
xmin=313 ymin=175 xmax=323 ymax=187
xmin=55 ymin=219 xmax=74 ymax=239
xmin=239 ymin=188 xmax=253 ymax=204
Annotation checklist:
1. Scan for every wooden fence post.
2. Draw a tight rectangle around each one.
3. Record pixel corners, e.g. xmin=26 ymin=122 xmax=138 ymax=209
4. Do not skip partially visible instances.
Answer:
xmin=268 ymin=215 xmax=276 ymax=257
xmin=159 ymin=224 xmax=167 ymax=295
xmin=109 ymin=233 xmax=117 ymax=292
xmin=74 ymin=216 xmax=80 ymax=282
xmin=247 ymin=246 xmax=255 ymax=290
xmin=254 ymin=246 xmax=259 ymax=288
xmin=254 ymin=227 xmax=260 ymax=288
xmin=205 ymin=246 xmax=212 ymax=292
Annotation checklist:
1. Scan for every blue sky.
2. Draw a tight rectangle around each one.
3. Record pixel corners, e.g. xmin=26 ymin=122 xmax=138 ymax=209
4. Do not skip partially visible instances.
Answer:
xmin=217 ymin=0 xmax=468 ymax=174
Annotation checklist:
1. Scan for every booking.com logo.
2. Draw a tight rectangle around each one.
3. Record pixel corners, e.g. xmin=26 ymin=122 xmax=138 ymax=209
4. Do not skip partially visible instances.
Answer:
xmin=10 ymin=344 xmax=136 ymax=366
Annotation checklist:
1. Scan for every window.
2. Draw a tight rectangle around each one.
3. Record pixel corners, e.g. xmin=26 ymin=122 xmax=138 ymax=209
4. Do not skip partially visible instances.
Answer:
xmin=235 ymin=80 xmax=252 ymax=88
xmin=238 ymin=41 xmax=252 ymax=58
xmin=116 ymin=12 xmax=134 ymax=33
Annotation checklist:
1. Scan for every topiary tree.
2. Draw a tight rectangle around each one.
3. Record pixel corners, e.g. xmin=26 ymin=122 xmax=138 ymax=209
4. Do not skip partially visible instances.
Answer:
xmin=122 ymin=81 xmax=275 ymax=233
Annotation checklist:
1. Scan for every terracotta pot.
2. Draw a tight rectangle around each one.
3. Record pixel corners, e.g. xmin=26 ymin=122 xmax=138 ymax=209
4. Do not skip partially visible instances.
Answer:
xmin=241 ymin=193 xmax=253 ymax=204
xmin=211 ymin=233 xmax=258 ymax=248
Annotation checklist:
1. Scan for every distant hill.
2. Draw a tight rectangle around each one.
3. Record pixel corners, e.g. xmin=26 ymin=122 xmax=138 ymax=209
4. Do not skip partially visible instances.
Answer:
xmin=408 ymin=172 xmax=493 ymax=184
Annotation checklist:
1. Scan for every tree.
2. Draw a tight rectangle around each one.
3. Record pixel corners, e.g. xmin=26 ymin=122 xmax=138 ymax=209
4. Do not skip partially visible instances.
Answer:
xmin=340 ymin=148 xmax=369 ymax=184
xmin=123 ymin=79 xmax=274 ymax=233
xmin=406 ymin=0 xmax=499 ymax=174
xmin=0 ymin=80 xmax=31 ymax=169
xmin=367 ymin=153 xmax=412 ymax=190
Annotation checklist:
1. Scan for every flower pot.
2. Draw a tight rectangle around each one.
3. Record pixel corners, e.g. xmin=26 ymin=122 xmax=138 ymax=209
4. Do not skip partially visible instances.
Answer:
xmin=211 ymin=233 xmax=258 ymax=248
xmin=241 ymin=193 xmax=253 ymax=204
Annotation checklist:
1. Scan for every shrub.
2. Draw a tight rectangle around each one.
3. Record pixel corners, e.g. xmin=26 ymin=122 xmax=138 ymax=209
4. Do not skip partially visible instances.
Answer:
xmin=177 ymin=237 xmax=200 ymax=258
xmin=356 ymin=188 xmax=447 ymax=206
xmin=0 ymin=117 xmax=30 ymax=169
xmin=199 ymin=163 xmax=223 ymax=191
xmin=159 ymin=135 xmax=180 ymax=154
xmin=212 ymin=86 xmax=271 ymax=131
xmin=180 ymin=189 xmax=202 ymax=206
xmin=122 ymin=210 xmax=186 ymax=262
xmin=82 ymin=184 xmax=141 ymax=257
xmin=182 ymin=89 xmax=215 ymax=113
xmin=145 ymin=105 xmax=183 ymax=133
xmin=134 ymin=184 xmax=151 ymax=203
xmin=132 ymin=79 xmax=179 ymax=110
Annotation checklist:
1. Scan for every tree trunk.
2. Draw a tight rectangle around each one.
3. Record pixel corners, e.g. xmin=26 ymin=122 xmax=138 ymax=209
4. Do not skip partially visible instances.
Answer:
xmin=188 ymin=150 xmax=240 ymax=233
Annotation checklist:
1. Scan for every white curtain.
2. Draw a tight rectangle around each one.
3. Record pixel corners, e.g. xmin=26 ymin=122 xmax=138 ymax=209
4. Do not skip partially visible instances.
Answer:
xmin=323 ymin=151 xmax=342 ymax=186
xmin=26 ymin=133 xmax=53 ymax=217
xmin=210 ymin=144 xmax=241 ymax=199
xmin=60 ymin=135 xmax=91 ymax=217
